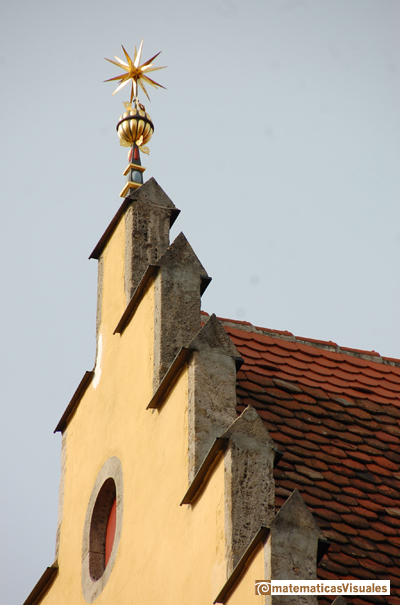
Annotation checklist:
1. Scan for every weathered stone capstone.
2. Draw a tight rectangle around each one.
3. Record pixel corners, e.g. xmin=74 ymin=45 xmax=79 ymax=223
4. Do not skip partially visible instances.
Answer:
xmin=153 ymin=232 xmax=208 ymax=391
xmin=265 ymin=489 xmax=325 ymax=605
xmin=222 ymin=405 xmax=277 ymax=573
xmin=124 ymin=177 xmax=178 ymax=301
xmin=187 ymin=314 xmax=241 ymax=481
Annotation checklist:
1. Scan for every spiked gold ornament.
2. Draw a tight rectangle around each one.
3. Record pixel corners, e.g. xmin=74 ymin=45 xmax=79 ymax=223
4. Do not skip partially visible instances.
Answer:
xmin=105 ymin=40 xmax=166 ymax=198
xmin=105 ymin=40 xmax=166 ymax=104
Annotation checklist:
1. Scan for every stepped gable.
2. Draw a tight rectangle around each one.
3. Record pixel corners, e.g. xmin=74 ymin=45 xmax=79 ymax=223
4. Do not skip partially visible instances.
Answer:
xmin=203 ymin=312 xmax=400 ymax=605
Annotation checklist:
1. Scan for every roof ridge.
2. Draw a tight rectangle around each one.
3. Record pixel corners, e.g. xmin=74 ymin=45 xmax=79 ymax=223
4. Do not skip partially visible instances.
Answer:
xmin=215 ymin=316 xmax=400 ymax=368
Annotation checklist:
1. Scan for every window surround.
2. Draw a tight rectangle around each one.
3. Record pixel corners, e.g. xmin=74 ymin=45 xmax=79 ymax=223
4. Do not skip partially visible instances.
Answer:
xmin=81 ymin=457 xmax=123 ymax=603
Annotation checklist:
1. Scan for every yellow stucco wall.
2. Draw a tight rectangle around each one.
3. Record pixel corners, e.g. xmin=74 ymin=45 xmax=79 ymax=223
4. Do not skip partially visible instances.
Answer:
xmin=39 ymin=213 xmax=243 ymax=605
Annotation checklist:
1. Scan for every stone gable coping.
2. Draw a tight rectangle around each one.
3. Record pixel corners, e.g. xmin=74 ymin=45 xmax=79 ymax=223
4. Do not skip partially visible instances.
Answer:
xmin=89 ymin=178 xmax=179 ymax=261
xmin=271 ymin=489 xmax=324 ymax=535
xmin=187 ymin=315 xmax=242 ymax=481
xmin=267 ymin=490 xmax=326 ymax=605
xmin=188 ymin=314 xmax=242 ymax=362
xmin=155 ymin=231 xmax=208 ymax=276
xmin=224 ymin=406 xmax=277 ymax=573
xmin=153 ymin=232 xmax=210 ymax=390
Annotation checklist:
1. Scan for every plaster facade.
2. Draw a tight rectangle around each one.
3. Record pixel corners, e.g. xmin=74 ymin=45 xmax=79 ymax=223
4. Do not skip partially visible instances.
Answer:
xmin=24 ymin=179 xmax=326 ymax=605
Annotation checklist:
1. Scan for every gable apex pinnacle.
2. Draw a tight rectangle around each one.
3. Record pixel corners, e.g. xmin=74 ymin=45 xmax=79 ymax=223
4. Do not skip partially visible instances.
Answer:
xmin=155 ymin=232 xmax=208 ymax=278
xmin=129 ymin=177 xmax=179 ymax=215
xmin=222 ymin=405 xmax=277 ymax=453
xmin=189 ymin=314 xmax=241 ymax=360
xmin=90 ymin=178 xmax=179 ymax=261
xmin=271 ymin=489 xmax=323 ymax=537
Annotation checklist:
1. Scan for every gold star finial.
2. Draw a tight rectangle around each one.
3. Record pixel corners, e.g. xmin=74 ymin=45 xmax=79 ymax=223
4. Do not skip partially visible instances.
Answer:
xmin=104 ymin=40 xmax=166 ymax=104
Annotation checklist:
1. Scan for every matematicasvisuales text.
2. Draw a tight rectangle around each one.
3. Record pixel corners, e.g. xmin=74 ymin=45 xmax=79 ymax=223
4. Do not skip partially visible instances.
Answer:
xmin=255 ymin=580 xmax=390 ymax=596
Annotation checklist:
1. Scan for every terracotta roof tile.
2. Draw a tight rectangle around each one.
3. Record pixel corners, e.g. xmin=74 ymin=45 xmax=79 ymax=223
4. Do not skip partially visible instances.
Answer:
xmin=314 ymin=451 xmax=341 ymax=464
xmin=331 ymin=522 xmax=358 ymax=536
xmin=358 ymin=528 xmax=385 ymax=542
xmin=330 ymin=465 xmax=355 ymax=478
xmin=348 ymin=425 xmax=374 ymax=438
xmin=384 ymin=425 xmax=400 ymax=437
xmin=349 ymin=566 xmax=377 ymax=580
xmin=381 ymin=476 xmax=400 ymax=490
xmin=318 ymin=567 xmax=340 ymax=580
xmin=325 ymin=500 xmax=351 ymax=514
xmin=331 ymin=440 xmax=358 ymax=452
xmin=348 ymin=536 xmax=378 ymax=551
xmin=334 ymin=494 xmax=358 ymax=506
xmin=338 ymin=431 xmax=364 ymax=445
xmin=378 ymin=414 xmax=399 ymax=425
xmin=296 ymin=343 xmax=323 ymax=356
xmin=385 ymin=372 xmax=400 ymax=384
xmin=317 ymin=480 xmax=342 ymax=494
xmin=224 ymin=317 xmax=400 ymax=591
xmin=382 ymin=575 xmax=400 ymax=588
xmin=378 ymin=485 xmax=400 ymax=499
xmin=342 ymin=544 xmax=367 ymax=559
xmin=321 ymin=559 xmax=348 ymax=575
xmin=370 ymin=360 xmax=394 ymax=373
xmin=363 ymin=438 xmax=390 ymax=451
xmin=297 ymin=376 xmax=323 ymax=388
xmin=353 ymin=506 xmax=378 ymax=520
xmin=359 ymin=558 xmax=387 ymax=574
xmin=301 ymin=386 xmax=331 ymax=400
xmin=252 ymin=332 xmax=277 ymax=345
xmin=296 ymin=439 xmax=320 ymax=452
xmin=330 ymin=394 xmax=357 ymax=407
xmin=377 ymin=543 xmax=400 ymax=557
xmin=295 ymin=465 xmax=324 ymax=480
xmin=303 ymin=432 xmax=331 ymax=445
xmin=304 ymin=458 xmax=329 ymax=472
xmin=323 ymin=471 xmax=351 ymax=487
xmin=342 ymin=459 xmax=369 ymax=472
xmin=341 ymin=514 xmax=370 ymax=529
xmin=368 ymin=551 xmax=394 ymax=566
xmin=330 ymin=553 xmax=359 ymax=568
xmin=369 ymin=493 xmax=397 ymax=507
xmin=347 ymin=451 xmax=373 ymax=463
xmin=370 ymin=522 xmax=398 ymax=536
xmin=383 ymin=406 xmax=400 ymax=419
xmin=323 ymin=529 xmax=349 ymax=544
xmin=267 ymin=403 xmax=294 ymax=418
xmin=238 ymin=345 xmax=263 ymax=359
xmin=351 ymin=478 xmax=379 ymax=492
xmin=320 ymin=445 xmax=347 ymax=459
xmin=367 ymin=463 xmax=393 ymax=477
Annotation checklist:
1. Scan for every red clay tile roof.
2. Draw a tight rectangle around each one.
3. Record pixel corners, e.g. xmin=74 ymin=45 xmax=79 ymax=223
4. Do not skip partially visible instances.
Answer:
xmin=218 ymin=314 xmax=400 ymax=605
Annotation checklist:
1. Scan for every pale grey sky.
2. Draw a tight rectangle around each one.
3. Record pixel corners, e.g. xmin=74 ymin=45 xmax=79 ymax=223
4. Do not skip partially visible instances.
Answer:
xmin=1 ymin=1 xmax=399 ymax=603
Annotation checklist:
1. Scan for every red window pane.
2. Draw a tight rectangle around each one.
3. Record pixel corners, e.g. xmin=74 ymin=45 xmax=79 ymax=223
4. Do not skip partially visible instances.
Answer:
xmin=105 ymin=498 xmax=116 ymax=567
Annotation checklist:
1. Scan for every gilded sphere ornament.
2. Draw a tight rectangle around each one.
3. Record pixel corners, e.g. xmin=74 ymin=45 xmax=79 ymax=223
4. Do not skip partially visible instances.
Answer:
xmin=116 ymin=106 xmax=154 ymax=147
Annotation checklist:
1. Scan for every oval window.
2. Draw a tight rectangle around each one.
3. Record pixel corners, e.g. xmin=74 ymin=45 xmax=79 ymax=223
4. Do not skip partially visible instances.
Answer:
xmin=89 ymin=478 xmax=116 ymax=581
xmin=82 ymin=457 xmax=123 ymax=603
xmin=105 ymin=497 xmax=117 ymax=567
